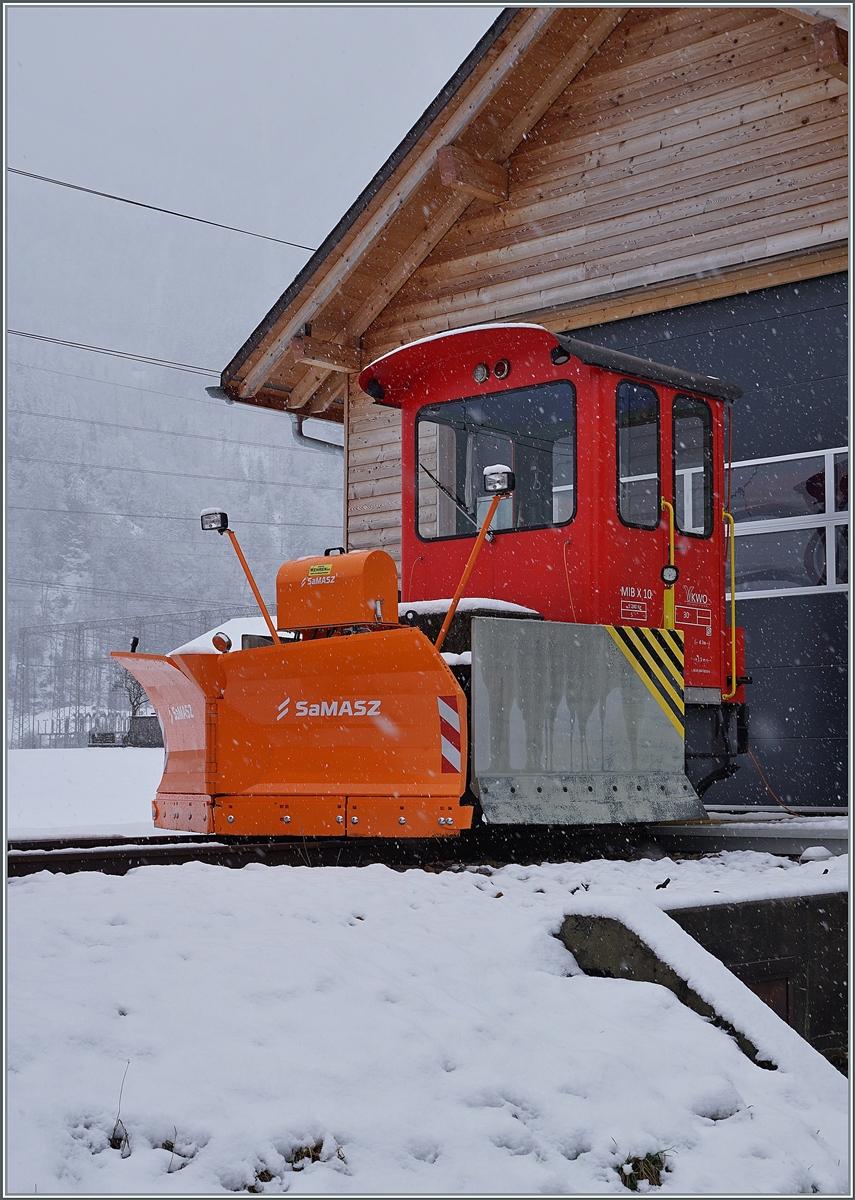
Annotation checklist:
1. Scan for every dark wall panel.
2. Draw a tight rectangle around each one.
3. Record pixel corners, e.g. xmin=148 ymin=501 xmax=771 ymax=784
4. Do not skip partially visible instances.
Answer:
xmin=749 ymin=665 xmax=846 ymax=740
xmin=738 ymin=592 xmax=847 ymax=670
xmin=574 ymin=274 xmax=848 ymax=459
xmin=712 ymin=593 xmax=847 ymax=807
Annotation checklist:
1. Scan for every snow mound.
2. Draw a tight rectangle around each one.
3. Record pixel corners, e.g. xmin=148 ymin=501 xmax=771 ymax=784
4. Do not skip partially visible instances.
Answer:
xmin=7 ymin=857 xmax=849 ymax=1195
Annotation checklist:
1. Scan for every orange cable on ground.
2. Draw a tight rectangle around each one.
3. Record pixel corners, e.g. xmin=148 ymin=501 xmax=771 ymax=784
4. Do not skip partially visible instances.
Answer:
xmin=748 ymin=749 xmax=798 ymax=816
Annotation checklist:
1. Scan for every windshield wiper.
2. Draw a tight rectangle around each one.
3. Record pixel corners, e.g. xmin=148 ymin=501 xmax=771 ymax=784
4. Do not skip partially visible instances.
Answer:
xmin=418 ymin=462 xmax=479 ymax=530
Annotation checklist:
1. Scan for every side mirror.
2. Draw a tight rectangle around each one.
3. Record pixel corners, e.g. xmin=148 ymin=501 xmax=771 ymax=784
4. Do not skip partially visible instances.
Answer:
xmin=201 ymin=508 xmax=229 ymax=533
xmin=483 ymin=464 xmax=515 ymax=495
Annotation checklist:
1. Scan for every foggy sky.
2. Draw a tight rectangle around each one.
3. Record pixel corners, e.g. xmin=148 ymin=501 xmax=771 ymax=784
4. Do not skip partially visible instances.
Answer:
xmin=5 ymin=5 xmax=502 ymax=671
xmin=7 ymin=5 xmax=502 ymax=366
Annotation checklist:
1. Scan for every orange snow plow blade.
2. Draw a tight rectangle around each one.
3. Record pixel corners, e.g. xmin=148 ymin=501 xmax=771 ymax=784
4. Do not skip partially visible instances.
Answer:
xmin=112 ymin=626 xmax=471 ymax=837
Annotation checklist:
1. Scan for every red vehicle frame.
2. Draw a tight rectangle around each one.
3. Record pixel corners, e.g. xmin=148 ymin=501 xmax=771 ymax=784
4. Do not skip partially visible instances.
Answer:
xmin=360 ymin=323 xmax=748 ymax=796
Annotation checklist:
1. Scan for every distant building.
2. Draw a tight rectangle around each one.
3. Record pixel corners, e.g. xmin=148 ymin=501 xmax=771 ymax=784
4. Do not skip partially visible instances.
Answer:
xmin=219 ymin=7 xmax=848 ymax=806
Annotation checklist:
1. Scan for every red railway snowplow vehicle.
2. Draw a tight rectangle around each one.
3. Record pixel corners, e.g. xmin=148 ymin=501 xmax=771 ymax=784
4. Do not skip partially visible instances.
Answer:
xmin=115 ymin=323 xmax=747 ymax=838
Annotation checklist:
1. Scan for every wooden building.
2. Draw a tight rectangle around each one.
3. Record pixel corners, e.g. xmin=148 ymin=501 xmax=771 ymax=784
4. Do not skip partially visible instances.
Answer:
xmin=221 ymin=6 xmax=848 ymax=805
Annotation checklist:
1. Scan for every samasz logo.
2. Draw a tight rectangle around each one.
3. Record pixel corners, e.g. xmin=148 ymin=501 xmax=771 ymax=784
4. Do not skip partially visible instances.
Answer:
xmin=169 ymin=703 xmax=194 ymax=722
xmin=291 ymin=699 xmax=381 ymax=718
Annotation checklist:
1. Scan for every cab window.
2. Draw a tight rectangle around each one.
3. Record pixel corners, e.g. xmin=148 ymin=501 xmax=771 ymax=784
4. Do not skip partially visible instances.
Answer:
xmin=673 ymin=395 xmax=713 ymax=537
xmin=416 ymin=381 xmax=576 ymax=540
xmin=617 ymin=380 xmax=660 ymax=529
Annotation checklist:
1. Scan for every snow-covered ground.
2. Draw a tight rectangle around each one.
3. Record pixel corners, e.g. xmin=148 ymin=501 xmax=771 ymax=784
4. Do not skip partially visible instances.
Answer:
xmin=5 ymin=750 xmax=851 ymax=1195
xmin=7 ymin=748 xmax=167 ymax=839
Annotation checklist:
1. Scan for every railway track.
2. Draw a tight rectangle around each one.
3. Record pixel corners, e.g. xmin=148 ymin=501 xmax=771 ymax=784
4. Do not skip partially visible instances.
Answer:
xmin=7 ymin=809 xmax=847 ymax=877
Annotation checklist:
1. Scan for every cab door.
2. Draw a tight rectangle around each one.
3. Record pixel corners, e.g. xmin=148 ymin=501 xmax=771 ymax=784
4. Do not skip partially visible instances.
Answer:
xmin=670 ymin=394 xmax=724 ymax=691
xmin=599 ymin=378 xmax=724 ymax=692
xmin=601 ymin=377 xmax=666 ymax=628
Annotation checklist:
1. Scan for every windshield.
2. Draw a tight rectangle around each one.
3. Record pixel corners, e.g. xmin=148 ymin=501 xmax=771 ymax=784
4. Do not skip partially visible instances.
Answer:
xmin=416 ymin=380 xmax=576 ymax=539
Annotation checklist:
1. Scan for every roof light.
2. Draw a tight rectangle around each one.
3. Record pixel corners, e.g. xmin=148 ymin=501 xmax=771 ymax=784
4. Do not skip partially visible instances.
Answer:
xmin=473 ymin=362 xmax=490 ymax=383
xmin=364 ymin=378 xmax=385 ymax=402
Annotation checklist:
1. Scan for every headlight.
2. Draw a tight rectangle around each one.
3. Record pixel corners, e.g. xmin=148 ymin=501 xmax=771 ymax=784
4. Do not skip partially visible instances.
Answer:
xmin=201 ymin=509 xmax=229 ymax=532
xmin=483 ymin=464 xmax=515 ymax=494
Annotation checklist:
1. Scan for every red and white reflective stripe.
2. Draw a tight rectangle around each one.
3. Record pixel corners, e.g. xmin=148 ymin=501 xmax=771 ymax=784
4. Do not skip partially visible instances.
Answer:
xmin=437 ymin=695 xmax=461 ymax=774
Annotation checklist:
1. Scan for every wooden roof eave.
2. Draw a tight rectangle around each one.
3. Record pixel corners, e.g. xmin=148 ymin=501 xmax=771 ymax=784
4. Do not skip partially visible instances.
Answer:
xmin=219 ymin=7 xmax=521 ymax=406
xmin=220 ymin=6 xmax=630 ymax=417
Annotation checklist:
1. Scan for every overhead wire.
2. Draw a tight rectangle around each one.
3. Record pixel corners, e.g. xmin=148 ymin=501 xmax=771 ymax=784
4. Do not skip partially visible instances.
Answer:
xmin=6 ymin=170 xmax=314 ymax=392
xmin=6 ymin=504 xmax=340 ymax=528
xmin=7 ymin=403 xmax=312 ymax=453
xmin=6 ymin=168 xmax=336 ymax=627
xmin=8 ymin=330 xmax=221 ymax=377
xmin=6 ymin=576 xmax=258 ymax=607
xmin=7 ymin=359 xmax=224 ymax=407
xmin=7 ymin=451 xmax=342 ymax=490
xmin=8 ymin=166 xmax=318 ymax=252
xmin=7 ymin=365 xmax=343 ymax=442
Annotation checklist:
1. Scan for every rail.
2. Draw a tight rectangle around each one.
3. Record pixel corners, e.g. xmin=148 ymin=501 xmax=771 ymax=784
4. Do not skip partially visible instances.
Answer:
xmin=7 ymin=814 xmax=846 ymax=877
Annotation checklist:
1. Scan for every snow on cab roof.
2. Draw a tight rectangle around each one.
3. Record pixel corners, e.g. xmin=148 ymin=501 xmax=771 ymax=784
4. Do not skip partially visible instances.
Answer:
xmin=365 ymin=322 xmax=547 ymax=370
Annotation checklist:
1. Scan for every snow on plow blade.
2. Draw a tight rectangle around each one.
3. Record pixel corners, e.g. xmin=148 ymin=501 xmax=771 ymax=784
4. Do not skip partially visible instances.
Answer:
xmin=112 ymin=627 xmax=471 ymax=837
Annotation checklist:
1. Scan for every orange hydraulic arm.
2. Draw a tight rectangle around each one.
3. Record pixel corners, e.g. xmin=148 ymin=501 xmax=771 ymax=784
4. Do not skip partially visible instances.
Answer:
xmin=225 ymin=528 xmax=281 ymax=645
xmin=435 ymin=493 xmax=502 ymax=653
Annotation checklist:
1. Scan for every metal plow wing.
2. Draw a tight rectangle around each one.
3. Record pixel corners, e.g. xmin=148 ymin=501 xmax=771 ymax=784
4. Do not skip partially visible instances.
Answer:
xmin=471 ymin=619 xmax=706 ymax=825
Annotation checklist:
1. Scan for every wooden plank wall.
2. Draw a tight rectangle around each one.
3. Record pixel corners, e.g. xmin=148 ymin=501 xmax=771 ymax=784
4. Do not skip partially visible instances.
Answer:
xmin=346 ymin=380 xmax=403 ymax=567
xmin=365 ymin=6 xmax=847 ymax=352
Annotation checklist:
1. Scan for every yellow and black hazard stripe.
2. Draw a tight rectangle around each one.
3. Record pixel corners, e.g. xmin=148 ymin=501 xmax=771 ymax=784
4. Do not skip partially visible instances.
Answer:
xmin=606 ymin=625 xmax=685 ymax=736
